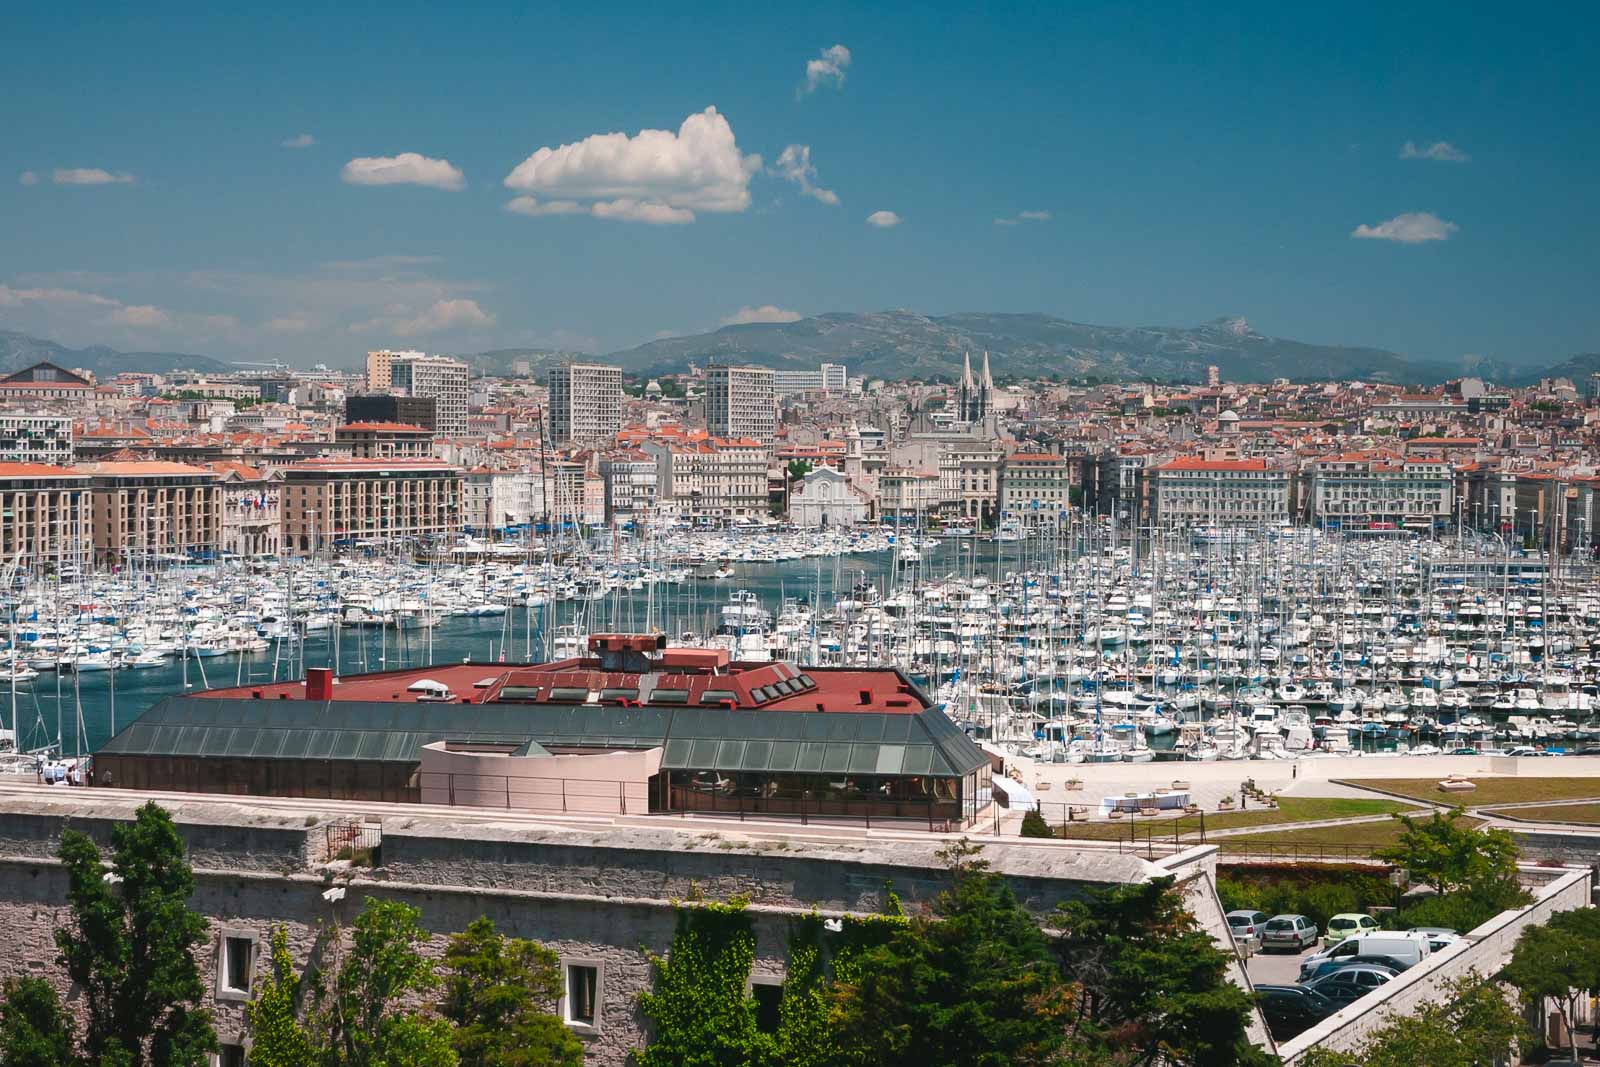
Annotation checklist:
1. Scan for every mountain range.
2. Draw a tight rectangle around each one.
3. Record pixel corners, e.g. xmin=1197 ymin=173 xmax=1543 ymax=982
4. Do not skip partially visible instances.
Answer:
xmin=0 ymin=314 xmax=1573 ymax=387
xmin=601 ymin=311 xmax=1522 ymax=386
xmin=0 ymin=330 xmax=231 ymax=380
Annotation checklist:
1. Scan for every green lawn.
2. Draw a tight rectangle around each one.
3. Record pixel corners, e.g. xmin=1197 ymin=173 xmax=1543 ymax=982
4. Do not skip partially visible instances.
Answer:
xmin=1343 ymin=777 xmax=1600 ymax=806
xmin=1215 ymin=815 xmax=1485 ymax=858
xmin=1481 ymin=802 xmax=1600 ymax=825
xmin=1053 ymin=796 xmax=1411 ymax=843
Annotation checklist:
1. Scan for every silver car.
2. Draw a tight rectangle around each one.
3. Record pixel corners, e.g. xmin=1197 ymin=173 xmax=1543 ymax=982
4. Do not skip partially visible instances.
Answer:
xmin=1227 ymin=909 xmax=1269 ymax=952
xmin=1262 ymin=914 xmax=1319 ymax=952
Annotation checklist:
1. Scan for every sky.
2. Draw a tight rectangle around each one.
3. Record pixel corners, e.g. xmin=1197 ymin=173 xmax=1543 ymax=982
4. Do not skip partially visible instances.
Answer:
xmin=2 ymin=2 xmax=1596 ymax=369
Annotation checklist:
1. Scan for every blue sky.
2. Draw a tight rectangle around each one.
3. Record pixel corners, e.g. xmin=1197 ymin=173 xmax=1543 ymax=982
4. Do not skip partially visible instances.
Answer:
xmin=2 ymin=2 xmax=1595 ymax=368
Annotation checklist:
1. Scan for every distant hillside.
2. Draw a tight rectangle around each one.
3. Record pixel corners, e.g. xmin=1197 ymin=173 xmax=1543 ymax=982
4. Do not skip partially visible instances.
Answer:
xmin=1523 ymin=352 xmax=1600 ymax=387
xmin=458 ymin=347 xmax=595 ymax=379
xmin=606 ymin=311 xmax=1475 ymax=385
xmin=0 ymin=330 xmax=231 ymax=380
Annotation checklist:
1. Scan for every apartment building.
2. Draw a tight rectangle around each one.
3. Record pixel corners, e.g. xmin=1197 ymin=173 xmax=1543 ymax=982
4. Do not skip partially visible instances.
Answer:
xmin=77 ymin=461 xmax=222 ymax=564
xmin=1149 ymin=456 xmax=1290 ymax=527
xmin=335 ymin=421 xmax=435 ymax=459
xmin=645 ymin=437 xmax=769 ymax=524
xmin=1304 ymin=451 xmax=1454 ymax=530
xmin=999 ymin=452 xmax=1072 ymax=524
xmin=773 ymin=369 xmax=824 ymax=399
xmin=0 ymin=414 xmax=73 ymax=465
xmin=0 ymin=463 xmax=91 ymax=568
xmin=705 ymin=364 xmax=775 ymax=443
xmin=878 ymin=469 xmax=942 ymax=521
xmin=365 ymin=349 xmax=424 ymax=392
xmin=548 ymin=362 xmax=624 ymax=444
xmin=599 ymin=450 xmax=658 ymax=523
xmin=0 ymin=362 xmax=96 ymax=405
xmin=390 ymin=354 xmax=469 ymax=437
xmin=940 ymin=444 xmax=1004 ymax=523
xmin=821 ymin=362 xmax=848 ymax=395
xmin=345 ymin=394 xmax=437 ymax=431
xmin=280 ymin=458 xmax=463 ymax=553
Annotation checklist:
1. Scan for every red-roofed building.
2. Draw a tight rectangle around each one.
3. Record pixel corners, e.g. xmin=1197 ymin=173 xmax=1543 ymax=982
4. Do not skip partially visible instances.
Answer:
xmin=644 ymin=436 xmax=770 ymax=524
xmin=209 ymin=461 xmax=283 ymax=556
xmin=335 ymin=421 xmax=435 ymax=460
xmin=0 ymin=362 xmax=95 ymax=404
xmin=1304 ymin=450 xmax=1454 ymax=530
xmin=74 ymin=460 xmax=222 ymax=563
xmin=1150 ymin=455 xmax=1290 ymax=526
xmin=0 ymin=463 xmax=91 ymax=566
xmin=281 ymin=457 xmax=463 ymax=553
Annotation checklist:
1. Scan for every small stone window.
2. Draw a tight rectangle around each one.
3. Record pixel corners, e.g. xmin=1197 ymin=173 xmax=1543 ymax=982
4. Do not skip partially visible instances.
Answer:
xmin=214 ymin=930 xmax=258 ymax=1002
xmin=562 ymin=959 xmax=604 ymax=1033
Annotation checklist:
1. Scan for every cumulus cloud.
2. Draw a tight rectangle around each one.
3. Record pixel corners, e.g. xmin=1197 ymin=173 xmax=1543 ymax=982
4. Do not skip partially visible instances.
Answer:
xmin=865 ymin=210 xmax=901 ymax=228
xmin=1400 ymin=140 xmax=1469 ymax=163
xmin=505 ymin=196 xmax=586 ymax=217
xmin=1351 ymin=211 xmax=1458 ymax=244
xmin=721 ymin=305 xmax=802 ymax=326
xmin=995 ymin=209 xmax=1051 ymax=226
xmin=772 ymin=145 xmax=839 ymax=205
xmin=18 ymin=171 xmax=38 ymax=186
xmin=341 ymin=152 xmax=465 ymax=190
xmin=265 ymin=315 xmax=313 ymax=333
xmin=503 ymin=107 xmax=758 ymax=224
xmin=107 ymin=304 xmax=169 ymax=327
xmin=54 ymin=168 xmax=135 ymax=185
xmin=353 ymin=298 xmax=495 ymax=337
xmin=281 ymin=133 xmax=316 ymax=149
xmin=802 ymin=44 xmax=851 ymax=95
xmin=0 ymin=282 xmax=216 ymax=333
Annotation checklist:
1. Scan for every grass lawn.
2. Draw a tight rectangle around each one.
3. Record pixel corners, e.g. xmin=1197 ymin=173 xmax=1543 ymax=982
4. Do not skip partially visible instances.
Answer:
xmin=1343 ymin=777 xmax=1600 ymax=806
xmin=1053 ymin=796 xmax=1411 ymax=843
xmin=1215 ymin=815 xmax=1485 ymax=857
xmin=1481 ymin=802 xmax=1600 ymax=825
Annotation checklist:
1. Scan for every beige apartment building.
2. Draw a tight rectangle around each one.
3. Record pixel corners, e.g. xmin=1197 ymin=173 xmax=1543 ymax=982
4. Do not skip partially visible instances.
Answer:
xmin=0 ymin=463 xmax=92 ymax=568
xmin=364 ymin=349 xmax=424 ymax=392
xmin=76 ymin=461 xmax=223 ymax=563
xmin=281 ymin=458 xmax=463 ymax=553
xmin=390 ymin=354 xmax=470 ymax=438
xmin=645 ymin=437 xmax=769 ymax=524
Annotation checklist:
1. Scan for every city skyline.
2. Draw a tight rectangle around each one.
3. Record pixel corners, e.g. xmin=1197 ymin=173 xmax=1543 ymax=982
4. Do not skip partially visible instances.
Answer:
xmin=3 ymin=3 xmax=1596 ymax=370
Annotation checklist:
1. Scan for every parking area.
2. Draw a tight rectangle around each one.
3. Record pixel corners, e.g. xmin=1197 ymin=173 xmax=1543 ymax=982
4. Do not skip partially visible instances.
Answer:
xmin=1244 ymin=940 xmax=1321 ymax=986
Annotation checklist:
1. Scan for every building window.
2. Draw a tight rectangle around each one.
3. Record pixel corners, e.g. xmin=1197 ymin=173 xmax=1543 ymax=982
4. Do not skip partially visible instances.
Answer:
xmin=215 ymin=931 xmax=257 ymax=1001
xmin=563 ymin=960 xmax=602 ymax=1031
xmin=215 ymin=1044 xmax=246 ymax=1067
xmin=749 ymin=975 xmax=784 ymax=1033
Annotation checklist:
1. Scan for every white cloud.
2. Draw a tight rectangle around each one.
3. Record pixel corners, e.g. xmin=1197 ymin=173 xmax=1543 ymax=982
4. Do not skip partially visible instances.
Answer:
xmin=341 ymin=152 xmax=465 ymax=190
xmin=107 ymin=304 xmax=169 ymax=328
xmin=1351 ymin=211 xmax=1458 ymax=244
xmin=590 ymin=199 xmax=695 ymax=224
xmin=503 ymin=107 xmax=758 ymax=224
xmin=0 ymin=284 xmax=119 ymax=310
xmin=281 ymin=133 xmax=316 ymax=149
xmin=54 ymin=168 xmax=135 ymax=185
xmin=865 ymin=210 xmax=901 ymax=228
xmin=18 ymin=171 xmax=38 ymax=186
xmin=772 ymin=145 xmax=839 ymax=205
xmin=802 ymin=44 xmax=852 ymax=95
xmin=995 ymin=209 xmax=1051 ymax=226
xmin=265 ymin=315 xmax=313 ymax=333
xmin=1400 ymin=140 xmax=1469 ymax=163
xmin=721 ymin=305 xmax=802 ymax=326
xmin=505 ymin=196 xmax=586 ymax=217
xmin=353 ymin=298 xmax=495 ymax=337
xmin=652 ymin=329 xmax=677 ymax=340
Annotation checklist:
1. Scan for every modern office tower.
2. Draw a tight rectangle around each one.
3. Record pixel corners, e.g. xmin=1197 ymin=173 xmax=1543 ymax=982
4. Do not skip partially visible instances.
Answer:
xmin=705 ymin=364 xmax=775 ymax=443
xmin=548 ymin=361 xmax=624 ymax=444
xmin=390 ymin=354 xmax=469 ymax=437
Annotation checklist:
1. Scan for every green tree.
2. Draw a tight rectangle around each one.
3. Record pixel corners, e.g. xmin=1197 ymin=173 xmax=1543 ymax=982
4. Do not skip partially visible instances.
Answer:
xmin=1372 ymin=810 xmax=1522 ymax=896
xmin=1052 ymin=877 xmax=1271 ymax=1067
xmin=1297 ymin=974 xmax=1523 ymax=1067
xmin=243 ymin=927 xmax=317 ymax=1067
xmin=313 ymin=898 xmax=456 ymax=1067
xmin=632 ymin=899 xmax=770 ymax=1067
xmin=54 ymin=800 xmax=218 ymax=1067
xmin=785 ymin=459 xmax=813 ymax=483
xmin=439 ymin=917 xmax=583 ymax=1067
xmin=0 ymin=977 xmax=74 ymax=1067
xmin=1504 ymin=907 xmax=1600 ymax=1061
xmin=1020 ymin=809 xmax=1055 ymax=839
xmin=830 ymin=840 xmax=1075 ymax=1066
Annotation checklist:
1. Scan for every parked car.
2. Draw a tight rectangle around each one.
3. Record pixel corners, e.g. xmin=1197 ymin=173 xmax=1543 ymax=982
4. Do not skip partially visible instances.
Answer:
xmin=1299 ymin=956 xmax=1404 ymax=983
xmin=1323 ymin=912 xmax=1380 ymax=947
xmin=1301 ymin=930 xmax=1432 ymax=974
xmin=1407 ymin=927 xmax=1462 ymax=952
xmin=1254 ymin=984 xmax=1339 ymax=1041
xmin=1262 ymin=914 xmax=1319 ymax=952
xmin=1306 ymin=965 xmax=1396 ymax=1005
xmin=1227 ymin=909 xmax=1269 ymax=952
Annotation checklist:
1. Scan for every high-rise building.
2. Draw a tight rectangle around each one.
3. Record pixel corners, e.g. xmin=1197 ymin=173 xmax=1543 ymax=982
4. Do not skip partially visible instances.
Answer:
xmin=773 ymin=369 xmax=824 ymax=399
xmin=820 ymin=362 xmax=848 ymax=395
xmin=365 ymin=349 xmax=423 ymax=392
xmin=705 ymin=364 xmax=775 ymax=443
xmin=548 ymin=362 xmax=624 ymax=444
xmin=390 ymin=354 xmax=469 ymax=437
xmin=345 ymin=394 xmax=437 ymax=431
xmin=0 ymin=414 xmax=74 ymax=465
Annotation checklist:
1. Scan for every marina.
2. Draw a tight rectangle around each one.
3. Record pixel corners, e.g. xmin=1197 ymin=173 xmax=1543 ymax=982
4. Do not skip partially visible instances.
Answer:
xmin=4 ymin=521 xmax=1599 ymax=773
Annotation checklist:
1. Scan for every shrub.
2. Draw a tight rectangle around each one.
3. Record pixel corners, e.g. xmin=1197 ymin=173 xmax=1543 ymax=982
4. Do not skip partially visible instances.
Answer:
xmin=1020 ymin=809 xmax=1055 ymax=839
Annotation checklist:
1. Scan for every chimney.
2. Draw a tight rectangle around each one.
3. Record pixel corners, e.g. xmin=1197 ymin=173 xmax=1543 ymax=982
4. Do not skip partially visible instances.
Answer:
xmin=306 ymin=667 xmax=334 ymax=701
